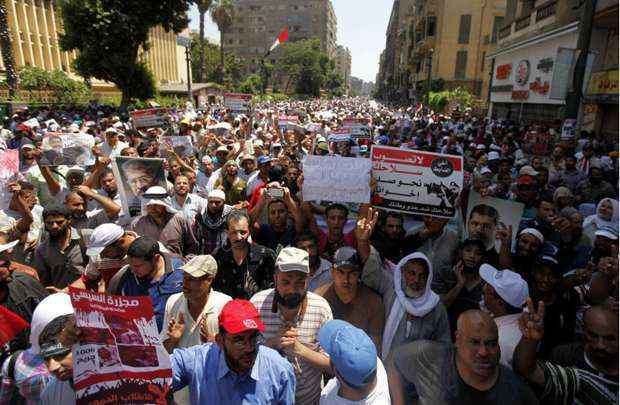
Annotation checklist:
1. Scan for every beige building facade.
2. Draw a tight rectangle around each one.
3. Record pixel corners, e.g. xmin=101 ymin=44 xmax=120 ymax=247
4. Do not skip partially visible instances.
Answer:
xmin=334 ymin=45 xmax=351 ymax=90
xmin=0 ymin=0 xmax=188 ymax=95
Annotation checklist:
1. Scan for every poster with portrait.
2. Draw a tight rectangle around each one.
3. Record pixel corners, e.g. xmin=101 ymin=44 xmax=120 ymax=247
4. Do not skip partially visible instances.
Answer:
xmin=0 ymin=149 xmax=19 ymax=209
xmin=159 ymin=136 xmax=194 ymax=158
xmin=39 ymin=132 xmax=95 ymax=166
xmin=465 ymin=191 xmax=525 ymax=252
xmin=69 ymin=288 xmax=172 ymax=405
xmin=130 ymin=108 xmax=170 ymax=129
xmin=223 ymin=93 xmax=252 ymax=114
xmin=112 ymin=157 xmax=166 ymax=217
xmin=371 ymin=145 xmax=463 ymax=218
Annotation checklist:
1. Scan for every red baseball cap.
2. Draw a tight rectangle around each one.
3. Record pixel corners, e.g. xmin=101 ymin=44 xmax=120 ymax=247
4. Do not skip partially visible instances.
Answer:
xmin=218 ymin=300 xmax=265 ymax=334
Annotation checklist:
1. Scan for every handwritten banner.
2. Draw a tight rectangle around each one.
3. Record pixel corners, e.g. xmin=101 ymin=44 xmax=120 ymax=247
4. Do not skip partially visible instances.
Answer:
xmin=69 ymin=288 xmax=172 ymax=405
xmin=371 ymin=145 xmax=463 ymax=218
xmin=302 ymin=155 xmax=371 ymax=204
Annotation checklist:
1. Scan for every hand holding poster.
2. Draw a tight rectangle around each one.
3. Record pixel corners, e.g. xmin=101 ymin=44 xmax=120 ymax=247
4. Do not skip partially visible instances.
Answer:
xmin=39 ymin=132 xmax=95 ymax=166
xmin=302 ymin=155 xmax=371 ymax=204
xmin=224 ymin=93 xmax=252 ymax=114
xmin=130 ymin=108 xmax=169 ymax=129
xmin=159 ymin=135 xmax=194 ymax=158
xmin=371 ymin=145 xmax=463 ymax=218
xmin=112 ymin=157 xmax=167 ymax=217
xmin=69 ymin=288 xmax=172 ymax=404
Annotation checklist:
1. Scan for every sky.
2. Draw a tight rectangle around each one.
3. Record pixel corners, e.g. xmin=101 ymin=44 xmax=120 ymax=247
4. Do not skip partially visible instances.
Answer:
xmin=187 ymin=0 xmax=393 ymax=83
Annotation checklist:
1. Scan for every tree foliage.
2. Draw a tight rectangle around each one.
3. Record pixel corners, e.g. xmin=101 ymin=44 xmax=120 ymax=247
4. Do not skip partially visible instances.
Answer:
xmin=209 ymin=0 xmax=234 ymax=82
xmin=280 ymin=39 xmax=339 ymax=97
xmin=58 ymin=0 xmax=191 ymax=105
xmin=189 ymin=36 xmax=244 ymax=87
xmin=428 ymin=87 xmax=476 ymax=113
xmin=18 ymin=66 xmax=92 ymax=104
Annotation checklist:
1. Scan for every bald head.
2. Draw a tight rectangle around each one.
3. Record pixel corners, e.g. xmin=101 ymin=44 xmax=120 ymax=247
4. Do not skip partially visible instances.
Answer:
xmin=584 ymin=305 xmax=618 ymax=333
xmin=583 ymin=305 xmax=618 ymax=365
xmin=457 ymin=310 xmax=498 ymax=338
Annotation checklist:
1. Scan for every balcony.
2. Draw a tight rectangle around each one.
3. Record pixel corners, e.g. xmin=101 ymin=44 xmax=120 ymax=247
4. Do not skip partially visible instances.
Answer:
xmin=515 ymin=15 xmax=531 ymax=32
xmin=498 ymin=24 xmax=511 ymax=40
xmin=536 ymin=1 xmax=557 ymax=22
xmin=498 ymin=0 xmax=557 ymax=42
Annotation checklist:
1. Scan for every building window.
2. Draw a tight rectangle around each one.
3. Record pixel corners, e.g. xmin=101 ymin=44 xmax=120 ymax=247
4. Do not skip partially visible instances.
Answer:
xmin=427 ymin=16 xmax=436 ymax=37
xmin=455 ymin=50 xmax=468 ymax=79
xmin=491 ymin=16 xmax=504 ymax=43
xmin=458 ymin=15 xmax=471 ymax=44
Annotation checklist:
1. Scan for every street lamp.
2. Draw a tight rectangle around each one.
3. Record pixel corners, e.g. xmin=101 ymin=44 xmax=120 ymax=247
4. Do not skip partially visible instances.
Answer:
xmin=425 ymin=48 xmax=434 ymax=106
xmin=177 ymin=36 xmax=193 ymax=102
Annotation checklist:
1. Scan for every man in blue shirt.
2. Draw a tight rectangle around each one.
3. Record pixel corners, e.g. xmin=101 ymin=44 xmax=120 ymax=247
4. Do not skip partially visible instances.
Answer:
xmin=107 ymin=236 xmax=184 ymax=331
xmin=171 ymin=299 xmax=296 ymax=404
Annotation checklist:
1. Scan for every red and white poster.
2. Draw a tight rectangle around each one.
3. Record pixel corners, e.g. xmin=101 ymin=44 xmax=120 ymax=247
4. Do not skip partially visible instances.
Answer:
xmin=341 ymin=118 xmax=371 ymax=139
xmin=224 ymin=93 xmax=253 ymax=113
xmin=371 ymin=145 xmax=463 ymax=218
xmin=69 ymin=288 xmax=172 ymax=404
xmin=130 ymin=108 xmax=169 ymax=129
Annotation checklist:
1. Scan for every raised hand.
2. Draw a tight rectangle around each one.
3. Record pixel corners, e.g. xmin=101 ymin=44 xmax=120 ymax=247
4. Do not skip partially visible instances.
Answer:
xmin=355 ymin=207 xmax=379 ymax=242
xmin=167 ymin=313 xmax=185 ymax=342
xmin=518 ymin=298 xmax=545 ymax=341
xmin=199 ymin=317 xmax=215 ymax=343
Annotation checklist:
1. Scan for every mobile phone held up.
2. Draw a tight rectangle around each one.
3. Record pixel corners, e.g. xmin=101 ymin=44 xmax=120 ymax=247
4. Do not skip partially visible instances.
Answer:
xmin=266 ymin=188 xmax=284 ymax=199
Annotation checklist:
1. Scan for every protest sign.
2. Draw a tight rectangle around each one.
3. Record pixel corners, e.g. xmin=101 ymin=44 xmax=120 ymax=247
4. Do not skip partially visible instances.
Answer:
xmin=302 ymin=155 xmax=371 ymax=204
xmin=465 ymin=191 xmax=525 ymax=252
xmin=327 ymin=128 xmax=352 ymax=143
xmin=69 ymin=288 xmax=172 ymax=405
xmin=112 ymin=157 xmax=167 ymax=217
xmin=371 ymin=145 xmax=463 ymax=218
xmin=130 ymin=108 xmax=169 ymax=129
xmin=39 ymin=132 xmax=95 ymax=166
xmin=159 ymin=135 xmax=194 ymax=158
xmin=224 ymin=93 xmax=252 ymax=114
xmin=0 ymin=149 xmax=19 ymax=209
xmin=278 ymin=115 xmax=300 ymax=133
xmin=561 ymin=118 xmax=577 ymax=141
xmin=342 ymin=118 xmax=371 ymax=139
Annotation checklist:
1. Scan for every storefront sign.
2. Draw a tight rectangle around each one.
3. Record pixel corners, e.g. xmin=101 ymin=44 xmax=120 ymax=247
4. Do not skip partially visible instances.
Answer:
xmin=529 ymin=78 xmax=550 ymax=95
xmin=515 ymin=60 xmax=531 ymax=86
xmin=586 ymin=70 xmax=618 ymax=95
xmin=511 ymin=90 xmax=529 ymax=100
xmin=537 ymin=58 xmax=554 ymax=73
xmin=496 ymin=63 xmax=512 ymax=80
xmin=491 ymin=84 xmax=514 ymax=93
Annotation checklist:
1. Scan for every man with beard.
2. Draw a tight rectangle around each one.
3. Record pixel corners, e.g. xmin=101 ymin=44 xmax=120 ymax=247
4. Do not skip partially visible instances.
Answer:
xmin=550 ymin=155 xmax=586 ymax=193
xmin=467 ymin=204 xmax=501 ymax=266
xmin=506 ymin=228 xmax=545 ymax=279
xmin=238 ymin=154 xmax=257 ymax=182
xmin=251 ymin=187 xmax=303 ymax=251
xmin=479 ymin=264 xmax=529 ymax=369
xmin=356 ymin=209 xmax=450 ymax=362
xmin=296 ymin=231 xmax=333 ymax=292
xmin=130 ymin=186 xmax=198 ymax=257
xmin=169 ymin=174 xmax=207 ymax=224
xmin=213 ymin=160 xmax=246 ymax=205
xmin=315 ymin=247 xmax=384 ymax=352
xmin=388 ymin=310 xmax=538 ymax=404
xmin=107 ymin=236 xmax=184 ymax=331
xmin=164 ymin=300 xmax=295 ymax=403
xmin=33 ymin=205 xmax=87 ymax=289
xmin=435 ymin=238 xmax=486 ymax=334
xmin=195 ymin=155 xmax=215 ymax=198
xmin=575 ymin=162 xmax=616 ymax=205
xmin=65 ymin=187 xmax=121 ymax=230
xmin=212 ymin=211 xmax=275 ymax=299
xmin=0 ymin=234 xmax=48 ymax=354
xmin=194 ymin=189 xmax=234 ymax=254
xmin=370 ymin=212 xmax=406 ymax=263
xmin=515 ymin=300 xmax=617 ymax=404
xmin=251 ymin=247 xmax=333 ymax=405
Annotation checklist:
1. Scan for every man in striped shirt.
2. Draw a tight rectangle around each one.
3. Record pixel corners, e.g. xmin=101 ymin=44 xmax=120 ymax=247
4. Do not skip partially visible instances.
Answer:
xmin=251 ymin=246 xmax=333 ymax=405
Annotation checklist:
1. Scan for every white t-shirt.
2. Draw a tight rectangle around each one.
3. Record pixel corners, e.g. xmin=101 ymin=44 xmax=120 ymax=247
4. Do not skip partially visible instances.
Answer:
xmin=320 ymin=357 xmax=391 ymax=405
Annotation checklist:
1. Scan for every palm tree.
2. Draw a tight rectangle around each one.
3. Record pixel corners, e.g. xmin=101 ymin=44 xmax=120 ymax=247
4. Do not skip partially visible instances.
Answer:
xmin=210 ymin=0 xmax=233 ymax=83
xmin=195 ymin=0 xmax=212 ymax=83
xmin=0 ymin=0 xmax=17 ymax=99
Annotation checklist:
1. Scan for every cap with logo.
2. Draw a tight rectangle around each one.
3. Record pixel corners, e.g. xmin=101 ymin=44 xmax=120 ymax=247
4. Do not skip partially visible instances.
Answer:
xmin=318 ymin=320 xmax=377 ymax=387
xmin=479 ymin=264 xmax=528 ymax=308
xmin=180 ymin=255 xmax=218 ymax=278
xmin=276 ymin=247 xmax=309 ymax=274
xmin=218 ymin=299 xmax=265 ymax=334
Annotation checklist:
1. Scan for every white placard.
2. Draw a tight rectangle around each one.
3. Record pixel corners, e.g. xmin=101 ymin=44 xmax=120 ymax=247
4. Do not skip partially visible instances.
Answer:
xmin=302 ymin=155 xmax=371 ymax=204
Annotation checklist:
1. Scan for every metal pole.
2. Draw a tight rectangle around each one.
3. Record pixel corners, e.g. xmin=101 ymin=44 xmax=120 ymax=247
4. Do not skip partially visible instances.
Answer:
xmin=565 ymin=0 xmax=597 ymax=120
xmin=425 ymin=49 xmax=433 ymax=106
xmin=185 ymin=45 xmax=192 ymax=102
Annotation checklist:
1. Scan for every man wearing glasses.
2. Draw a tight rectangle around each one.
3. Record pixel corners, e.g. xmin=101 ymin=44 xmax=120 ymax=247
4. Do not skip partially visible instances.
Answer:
xmin=170 ymin=299 xmax=296 ymax=404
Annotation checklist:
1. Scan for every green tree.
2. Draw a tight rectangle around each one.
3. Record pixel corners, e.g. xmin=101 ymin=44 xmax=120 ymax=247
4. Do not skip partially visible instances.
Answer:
xmin=238 ymin=74 xmax=262 ymax=94
xmin=18 ymin=66 xmax=92 ymax=104
xmin=58 ymin=0 xmax=191 ymax=106
xmin=195 ymin=0 xmax=212 ymax=83
xmin=0 ymin=1 xmax=17 ymax=99
xmin=210 ymin=0 xmax=234 ymax=83
xmin=280 ymin=39 xmax=328 ymax=97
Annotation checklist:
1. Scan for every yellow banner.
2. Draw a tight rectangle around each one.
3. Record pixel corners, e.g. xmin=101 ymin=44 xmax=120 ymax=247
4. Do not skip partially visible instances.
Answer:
xmin=587 ymin=70 xmax=619 ymax=95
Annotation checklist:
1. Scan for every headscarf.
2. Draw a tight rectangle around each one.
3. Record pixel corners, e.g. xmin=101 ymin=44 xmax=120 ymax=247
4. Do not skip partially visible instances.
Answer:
xmin=583 ymin=198 xmax=619 ymax=233
xmin=29 ymin=293 xmax=74 ymax=355
xmin=381 ymin=252 xmax=440 ymax=360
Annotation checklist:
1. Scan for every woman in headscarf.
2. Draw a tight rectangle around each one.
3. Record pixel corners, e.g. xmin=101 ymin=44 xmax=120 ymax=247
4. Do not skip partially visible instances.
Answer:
xmin=582 ymin=198 xmax=619 ymax=246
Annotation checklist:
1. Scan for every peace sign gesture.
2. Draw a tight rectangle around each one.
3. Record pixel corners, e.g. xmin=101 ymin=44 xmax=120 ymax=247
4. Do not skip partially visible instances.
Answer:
xmin=518 ymin=298 xmax=545 ymax=342
xmin=356 ymin=207 xmax=379 ymax=242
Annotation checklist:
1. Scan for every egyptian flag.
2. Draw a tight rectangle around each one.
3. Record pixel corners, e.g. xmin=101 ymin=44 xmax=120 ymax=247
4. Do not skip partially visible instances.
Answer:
xmin=0 ymin=306 xmax=29 ymax=346
xmin=268 ymin=28 xmax=289 ymax=54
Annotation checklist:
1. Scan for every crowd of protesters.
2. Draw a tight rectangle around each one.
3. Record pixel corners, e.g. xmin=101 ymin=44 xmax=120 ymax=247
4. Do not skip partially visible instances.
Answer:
xmin=0 ymin=96 xmax=617 ymax=404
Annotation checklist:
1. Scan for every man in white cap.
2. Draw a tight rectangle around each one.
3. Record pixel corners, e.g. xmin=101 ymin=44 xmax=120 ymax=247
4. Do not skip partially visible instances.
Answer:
xmin=195 ymin=155 xmax=215 ymax=198
xmin=19 ymin=143 xmax=38 ymax=174
xmin=479 ymin=264 xmax=528 ymax=368
xmin=193 ymin=189 xmax=234 ymax=254
xmin=130 ymin=186 xmax=197 ymax=256
xmin=239 ymin=154 xmax=257 ymax=182
xmin=506 ymin=228 xmax=545 ymax=278
xmin=101 ymin=127 xmax=128 ymax=158
xmin=251 ymin=246 xmax=333 ymax=405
